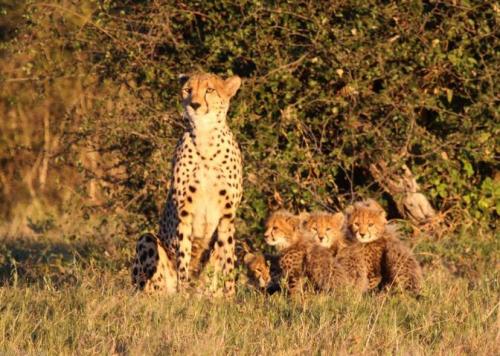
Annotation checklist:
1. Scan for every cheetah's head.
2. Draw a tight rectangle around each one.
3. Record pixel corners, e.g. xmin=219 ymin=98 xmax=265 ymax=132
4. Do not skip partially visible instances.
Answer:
xmin=243 ymin=252 xmax=271 ymax=289
xmin=345 ymin=199 xmax=387 ymax=244
xmin=304 ymin=211 xmax=345 ymax=248
xmin=264 ymin=210 xmax=306 ymax=250
xmin=179 ymin=72 xmax=241 ymax=128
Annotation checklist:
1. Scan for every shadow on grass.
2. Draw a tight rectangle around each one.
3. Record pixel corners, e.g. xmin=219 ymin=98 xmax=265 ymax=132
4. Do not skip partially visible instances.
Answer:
xmin=0 ymin=236 xmax=125 ymax=288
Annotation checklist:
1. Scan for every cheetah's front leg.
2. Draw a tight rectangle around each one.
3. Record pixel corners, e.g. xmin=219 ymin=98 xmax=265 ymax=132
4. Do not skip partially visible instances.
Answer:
xmin=213 ymin=216 xmax=236 ymax=296
xmin=176 ymin=219 xmax=193 ymax=289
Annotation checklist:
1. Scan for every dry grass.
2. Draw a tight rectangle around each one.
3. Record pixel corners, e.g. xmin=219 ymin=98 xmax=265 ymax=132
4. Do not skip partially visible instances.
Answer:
xmin=0 ymin=228 xmax=498 ymax=355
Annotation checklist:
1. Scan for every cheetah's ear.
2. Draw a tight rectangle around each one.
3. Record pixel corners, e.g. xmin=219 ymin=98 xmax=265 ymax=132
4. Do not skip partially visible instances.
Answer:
xmin=224 ymin=75 xmax=241 ymax=98
xmin=287 ymin=214 xmax=302 ymax=228
xmin=344 ymin=205 xmax=354 ymax=216
xmin=243 ymin=253 xmax=255 ymax=265
xmin=332 ymin=212 xmax=345 ymax=225
xmin=298 ymin=211 xmax=310 ymax=221
xmin=178 ymin=73 xmax=190 ymax=86
xmin=380 ymin=209 xmax=387 ymax=221
xmin=364 ymin=198 xmax=383 ymax=211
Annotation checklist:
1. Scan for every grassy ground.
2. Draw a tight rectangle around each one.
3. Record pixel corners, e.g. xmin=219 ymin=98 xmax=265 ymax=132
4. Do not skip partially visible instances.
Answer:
xmin=0 ymin=226 xmax=498 ymax=355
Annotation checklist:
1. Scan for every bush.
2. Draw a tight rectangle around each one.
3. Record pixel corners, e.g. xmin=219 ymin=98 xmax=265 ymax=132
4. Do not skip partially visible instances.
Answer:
xmin=0 ymin=0 xmax=497 ymax=238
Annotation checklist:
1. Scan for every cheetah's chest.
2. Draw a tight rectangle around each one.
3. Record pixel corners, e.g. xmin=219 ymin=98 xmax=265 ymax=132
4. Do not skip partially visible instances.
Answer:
xmin=183 ymin=143 xmax=240 ymax=198
xmin=172 ymin=132 xmax=242 ymax=237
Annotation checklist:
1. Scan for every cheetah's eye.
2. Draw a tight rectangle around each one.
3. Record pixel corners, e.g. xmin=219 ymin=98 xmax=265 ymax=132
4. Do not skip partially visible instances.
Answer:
xmin=368 ymin=223 xmax=374 ymax=227
xmin=206 ymin=87 xmax=215 ymax=93
xmin=183 ymin=88 xmax=192 ymax=95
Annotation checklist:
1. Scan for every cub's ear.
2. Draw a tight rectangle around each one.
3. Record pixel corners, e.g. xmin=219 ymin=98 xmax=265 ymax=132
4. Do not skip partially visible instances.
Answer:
xmin=344 ymin=205 xmax=354 ymax=218
xmin=290 ymin=215 xmax=304 ymax=229
xmin=298 ymin=211 xmax=310 ymax=221
xmin=364 ymin=198 xmax=383 ymax=211
xmin=332 ymin=212 xmax=345 ymax=225
xmin=178 ymin=73 xmax=190 ymax=86
xmin=224 ymin=75 xmax=241 ymax=97
xmin=243 ymin=253 xmax=255 ymax=265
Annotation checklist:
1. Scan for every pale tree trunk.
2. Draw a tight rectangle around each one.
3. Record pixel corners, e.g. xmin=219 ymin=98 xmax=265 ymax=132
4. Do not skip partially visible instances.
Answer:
xmin=369 ymin=160 xmax=436 ymax=226
xmin=87 ymin=147 xmax=100 ymax=204
xmin=39 ymin=108 xmax=50 ymax=191
xmin=25 ymin=150 xmax=42 ymax=199
xmin=79 ymin=138 xmax=103 ymax=205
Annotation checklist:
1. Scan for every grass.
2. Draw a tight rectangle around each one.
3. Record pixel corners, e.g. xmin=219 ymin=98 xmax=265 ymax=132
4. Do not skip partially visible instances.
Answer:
xmin=0 ymin=225 xmax=498 ymax=355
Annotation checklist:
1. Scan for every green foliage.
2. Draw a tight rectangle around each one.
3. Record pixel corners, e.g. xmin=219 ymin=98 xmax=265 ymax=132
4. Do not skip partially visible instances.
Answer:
xmin=0 ymin=0 xmax=497 ymax=236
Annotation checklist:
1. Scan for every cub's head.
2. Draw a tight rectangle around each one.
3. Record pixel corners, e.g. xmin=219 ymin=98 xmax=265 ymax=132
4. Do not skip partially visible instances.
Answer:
xmin=243 ymin=252 xmax=271 ymax=289
xmin=179 ymin=72 xmax=241 ymax=127
xmin=345 ymin=199 xmax=387 ymax=243
xmin=304 ymin=212 xmax=345 ymax=248
xmin=264 ymin=210 xmax=305 ymax=250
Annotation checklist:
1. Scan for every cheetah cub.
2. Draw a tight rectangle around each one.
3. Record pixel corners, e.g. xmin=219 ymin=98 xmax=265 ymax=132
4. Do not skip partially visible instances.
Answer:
xmin=307 ymin=199 xmax=423 ymax=294
xmin=235 ymin=240 xmax=271 ymax=290
xmin=301 ymin=211 xmax=351 ymax=293
xmin=264 ymin=210 xmax=315 ymax=294
xmin=131 ymin=233 xmax=177 ymax=294
xmin=304 ymin=211 xmax=348 ymax=254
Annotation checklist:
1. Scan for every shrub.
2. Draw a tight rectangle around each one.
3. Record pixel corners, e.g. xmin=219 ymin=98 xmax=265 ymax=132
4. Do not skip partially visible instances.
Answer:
xmin=0 ymin=0 xmax=497 ymax=238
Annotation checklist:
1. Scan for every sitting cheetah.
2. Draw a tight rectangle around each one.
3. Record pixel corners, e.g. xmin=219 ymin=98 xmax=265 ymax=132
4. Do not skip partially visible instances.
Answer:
xmin=158 ymin=72 xmax=243 ymax=296
xmin=264 ymin=210 xmax=316 ymax=294
xmin=264 ymin=210 xmax=309 ymax=250
xmin=304 ymin=244 xmax=349 ymax=292
xmin=235 ymin=240 xmax=272 ymax=291
xmin=131 ymin=233 xmax=177 ymax=294
xmin=306 ymin=199 xmax=423 ymax=294
xmin=303 ymin=211 xmax=348 ymax=254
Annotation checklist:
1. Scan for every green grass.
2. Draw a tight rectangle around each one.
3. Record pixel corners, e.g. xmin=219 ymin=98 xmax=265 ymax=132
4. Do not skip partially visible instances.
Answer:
xmin=0 ymin=228 xmax=498 ymax=355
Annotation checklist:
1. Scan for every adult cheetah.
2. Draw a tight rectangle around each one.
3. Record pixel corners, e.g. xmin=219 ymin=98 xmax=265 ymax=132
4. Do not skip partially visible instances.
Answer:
xmin=158 ymin=72 xmax=243 ymax=295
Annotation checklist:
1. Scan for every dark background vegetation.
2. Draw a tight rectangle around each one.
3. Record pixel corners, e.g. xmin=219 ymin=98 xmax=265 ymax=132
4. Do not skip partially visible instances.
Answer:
xmin=0 ymin=0 xmax=498 ymax=240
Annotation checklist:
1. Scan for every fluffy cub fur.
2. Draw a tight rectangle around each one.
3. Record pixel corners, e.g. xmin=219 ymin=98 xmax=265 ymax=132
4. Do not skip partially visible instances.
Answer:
xmin=304 ymin=244 xmax=349 ymax=292
xmin=236 ymin=240 xmax=271 ymax=290
xmin=303 ymin=211 xmax=347 ymax=254
xmin=264 ymin=209 xmax=353 ymax=295
xmin=306 ymin=199 xmax=423 ymax=294
xmin=264 ymin=210 xmax=309 ymax=250
xmin=264 ymin=210 xmax=313 ymax=294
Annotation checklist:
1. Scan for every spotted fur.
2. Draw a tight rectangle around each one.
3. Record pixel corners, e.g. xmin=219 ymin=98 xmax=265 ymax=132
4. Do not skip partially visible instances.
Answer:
xmin=264 ymin=210 xmax=316 ymax=294
xmin=243 ymin=252 xmax=271 ymax=290
xmin=304 ymin=211 xmax=347 ymax=254
xmin=235 ymin=240 xmax=271 ymax=291
xmin=131 ymin=233 xmax=177 ymax=294
xmin=157 ymin=72 xmax=243 ymax=296
xmin=307 ymin=200 xmax=423 ymax=294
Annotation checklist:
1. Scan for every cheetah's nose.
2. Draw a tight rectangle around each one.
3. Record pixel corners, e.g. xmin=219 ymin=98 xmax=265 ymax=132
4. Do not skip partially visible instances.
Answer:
xmin=190 ymin=102 xmax=201 ymax=110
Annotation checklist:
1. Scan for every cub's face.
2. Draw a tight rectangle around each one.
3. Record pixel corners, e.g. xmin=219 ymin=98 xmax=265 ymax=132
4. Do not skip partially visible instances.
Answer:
xmin=180 ymin=73 xmax=241 ymax=128
xmin=264 ymin=211 xmax=302 ymax=250
xmin=347 ymin=202 xmax=387 ymax=243
xmin=304 ymin=212 xmax=345 ymax=248
xmin=244 ymin=253 xmax=271 ymax=289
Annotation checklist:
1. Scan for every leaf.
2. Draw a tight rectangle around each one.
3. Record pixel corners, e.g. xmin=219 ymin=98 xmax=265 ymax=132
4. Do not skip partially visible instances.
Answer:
xmin=446 ymin=88 xmax=453 ymax=103
xmin=462 ymin=160 xmax=474 ymax=178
